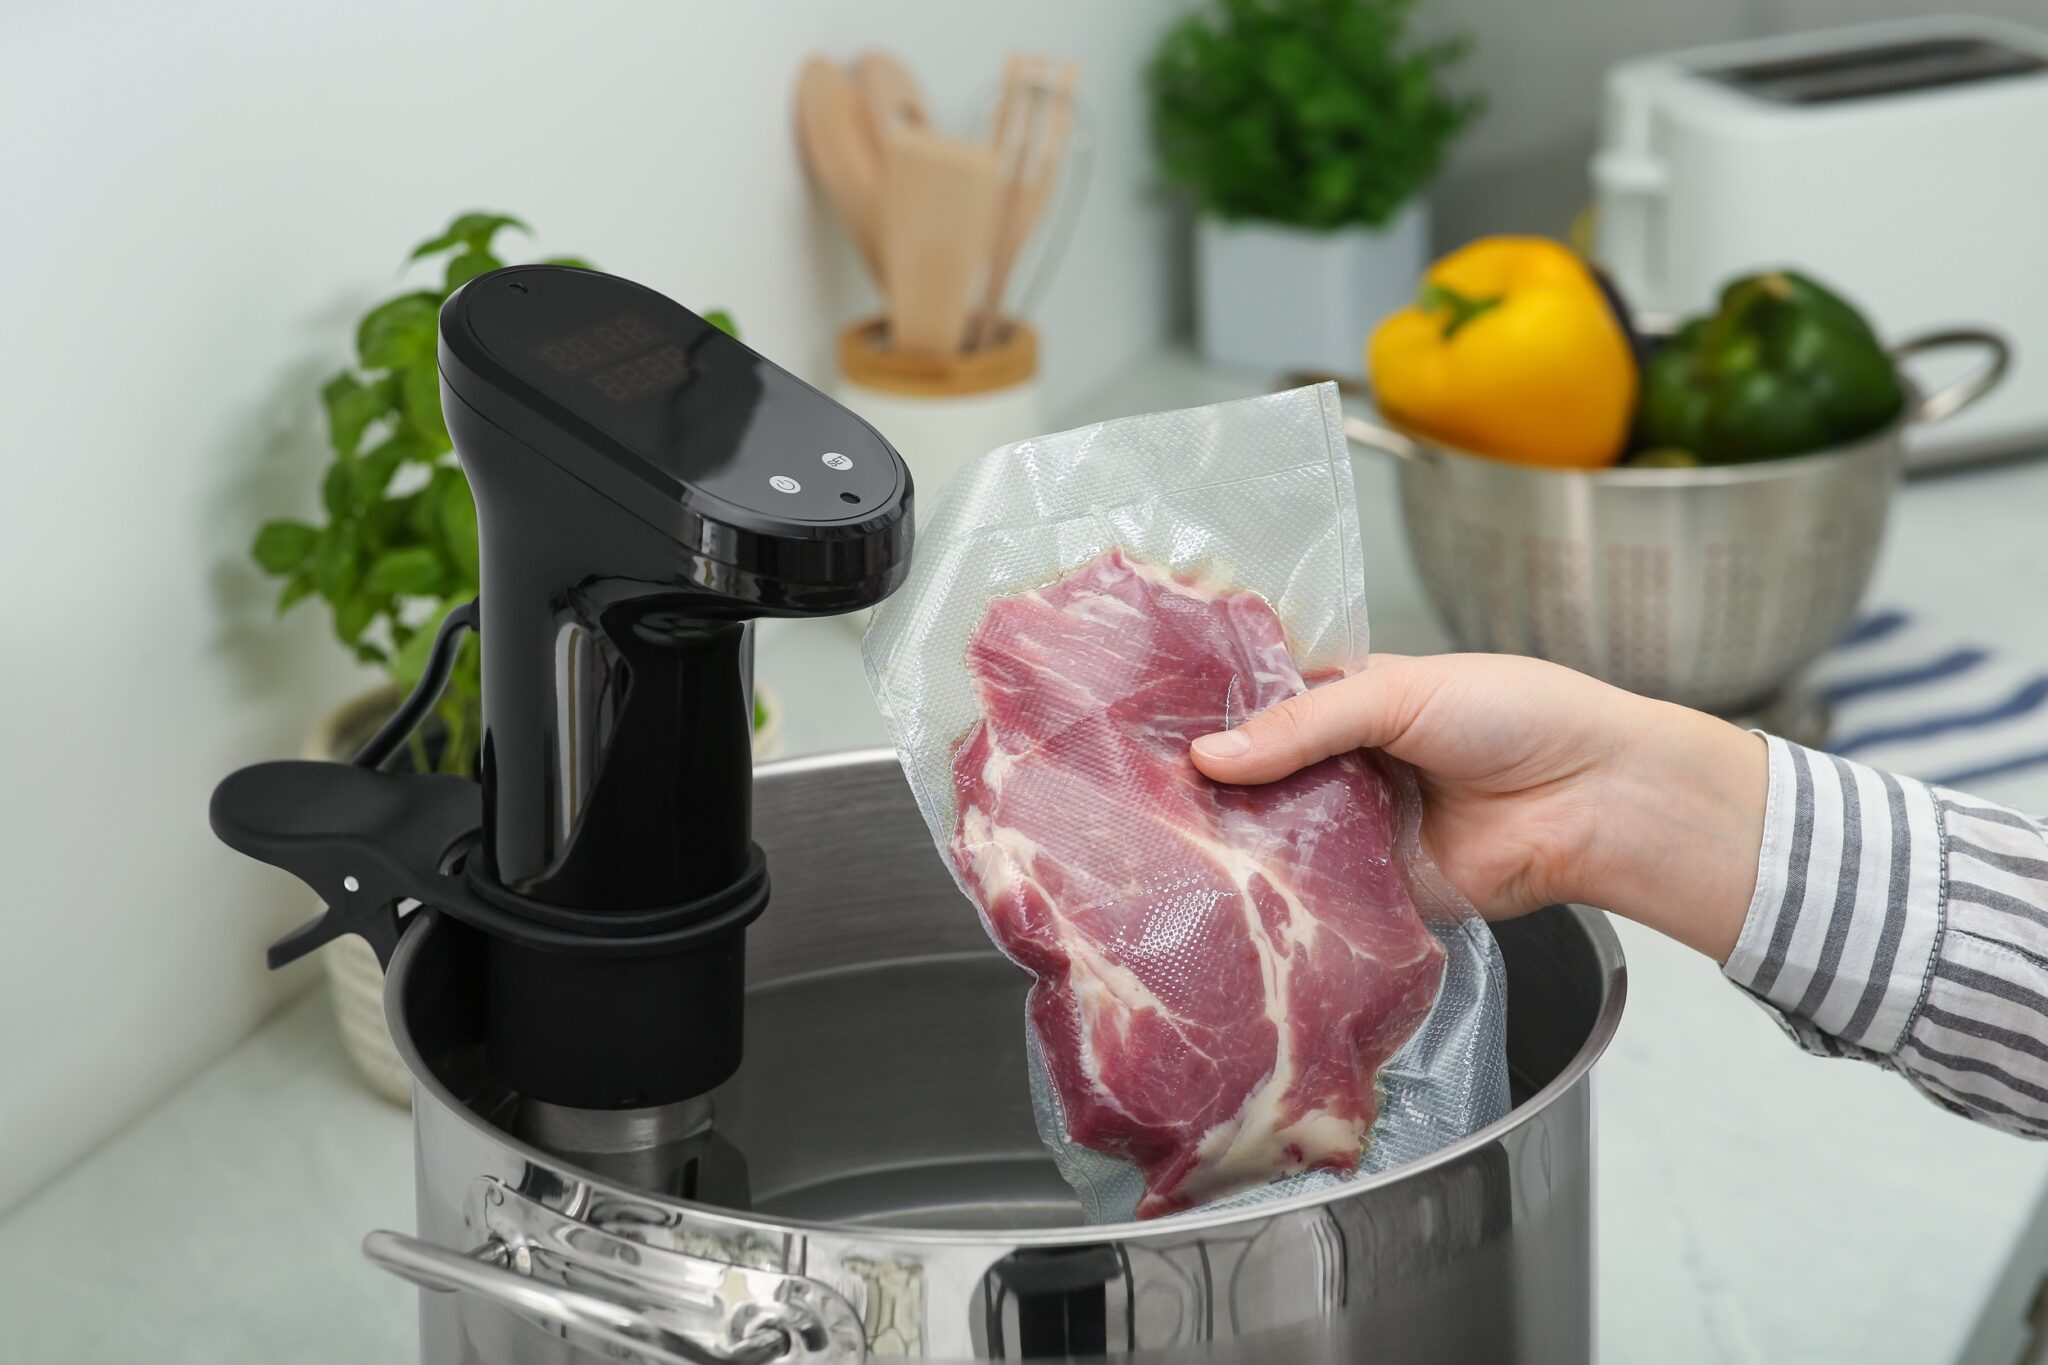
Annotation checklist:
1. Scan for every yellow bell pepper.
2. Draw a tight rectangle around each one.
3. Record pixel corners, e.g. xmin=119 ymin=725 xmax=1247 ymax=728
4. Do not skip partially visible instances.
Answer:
xmin=1368 ymin=237 xmax=1637 ymax=468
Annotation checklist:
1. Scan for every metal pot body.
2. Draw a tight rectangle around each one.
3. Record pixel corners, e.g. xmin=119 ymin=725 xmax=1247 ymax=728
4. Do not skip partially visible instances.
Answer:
xmin=1359 ymin=328 xmax=2009 ymax=715
xmin=380 ymin=751 xmax=1626 ymax=1364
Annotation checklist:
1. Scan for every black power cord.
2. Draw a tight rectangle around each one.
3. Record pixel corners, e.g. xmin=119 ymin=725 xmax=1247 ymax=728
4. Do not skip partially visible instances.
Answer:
xmin=350 ymin=600 xmax=479 ymax=771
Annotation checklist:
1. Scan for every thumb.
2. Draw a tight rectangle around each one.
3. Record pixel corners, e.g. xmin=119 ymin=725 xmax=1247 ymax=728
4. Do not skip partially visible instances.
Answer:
xmin=1190 ymin=660 xmax=1415 ymax=785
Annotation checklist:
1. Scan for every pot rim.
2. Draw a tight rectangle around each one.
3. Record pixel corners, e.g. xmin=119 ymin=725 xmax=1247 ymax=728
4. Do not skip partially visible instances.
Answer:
xmin=387 ymin=747 xmax=1630 ymax=1246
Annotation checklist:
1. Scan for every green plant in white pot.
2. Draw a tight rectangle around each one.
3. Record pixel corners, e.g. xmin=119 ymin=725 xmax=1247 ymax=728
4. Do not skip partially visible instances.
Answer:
xmin=1149 ymin=0 xmax=1481 ymax=376
xmin=249 ymin=212 xmax=765 ymax=1102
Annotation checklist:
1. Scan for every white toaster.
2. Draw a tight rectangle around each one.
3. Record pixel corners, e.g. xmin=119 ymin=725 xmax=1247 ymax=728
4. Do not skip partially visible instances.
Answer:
xmin=1592 ymin=16 xmax=2048 ymax=469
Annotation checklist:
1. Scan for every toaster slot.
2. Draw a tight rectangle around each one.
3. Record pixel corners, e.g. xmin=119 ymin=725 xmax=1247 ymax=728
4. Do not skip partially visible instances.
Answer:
xmin=1707 ymin=37 xmax=2045 ymax=105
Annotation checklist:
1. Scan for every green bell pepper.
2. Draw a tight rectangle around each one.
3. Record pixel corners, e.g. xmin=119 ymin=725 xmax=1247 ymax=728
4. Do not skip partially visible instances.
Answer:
xmin=1636 ymin=271 xmax=1903 ymax=464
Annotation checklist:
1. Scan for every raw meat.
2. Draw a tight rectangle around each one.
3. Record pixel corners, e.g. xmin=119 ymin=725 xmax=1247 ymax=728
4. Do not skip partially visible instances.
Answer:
xmin=950 ymin=548 xmax=1446 ymax=1218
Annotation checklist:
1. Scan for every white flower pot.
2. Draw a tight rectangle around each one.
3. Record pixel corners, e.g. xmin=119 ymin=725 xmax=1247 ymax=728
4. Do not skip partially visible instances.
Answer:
xmin=303 ymin=682 xmax=786 ymax=1106
xmin=303 ymin=687 xmax=414 ymax=1106
xmin=1196 ymin=203 xmax=1429 ymax=377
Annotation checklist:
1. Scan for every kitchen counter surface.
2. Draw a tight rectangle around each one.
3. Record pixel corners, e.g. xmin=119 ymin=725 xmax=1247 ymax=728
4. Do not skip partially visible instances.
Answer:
xmin=9 ymin=348 xmax=2048 ymax=1364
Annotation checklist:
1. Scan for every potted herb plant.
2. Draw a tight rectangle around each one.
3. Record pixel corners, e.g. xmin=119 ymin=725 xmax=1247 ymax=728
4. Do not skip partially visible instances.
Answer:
xmin=1148 ymin=0 xmax=1482 ymax=376
xmin=250 ymin=212 xmax=764 ymax=1102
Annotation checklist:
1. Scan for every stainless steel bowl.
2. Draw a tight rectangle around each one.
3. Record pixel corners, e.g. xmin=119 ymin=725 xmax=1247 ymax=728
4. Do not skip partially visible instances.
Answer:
xmin=367 ymin=750 xmax=1626 ymax=1363
xmin=1349 ymin=329 xmax=2010 ymax=714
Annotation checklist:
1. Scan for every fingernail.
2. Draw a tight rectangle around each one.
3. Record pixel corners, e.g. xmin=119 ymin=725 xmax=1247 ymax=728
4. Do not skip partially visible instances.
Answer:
xmin=1193 ymin=730 xmax=1251 ymax=759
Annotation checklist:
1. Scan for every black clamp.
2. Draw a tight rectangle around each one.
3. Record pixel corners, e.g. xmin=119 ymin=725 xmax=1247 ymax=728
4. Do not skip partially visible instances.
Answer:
xmin=211 ymin=598 xmax=771 ymax=1106
xmin=212 ymin=600 xmax=484 ymax=972
xmin=212 ymin=761 xmax=483 ymax=971
xmin=211 ymin=598 xmax=771 ymax=973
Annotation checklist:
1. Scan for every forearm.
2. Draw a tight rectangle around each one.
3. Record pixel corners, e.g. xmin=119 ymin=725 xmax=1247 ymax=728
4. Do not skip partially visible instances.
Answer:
xmin=1574 ymin=696 xmax=1769 ymax=962
xmin=1193 ymin=648 xmax=2048 ymax=1138
xmin=1576 ymin=709 xmax=2048 ymax=1133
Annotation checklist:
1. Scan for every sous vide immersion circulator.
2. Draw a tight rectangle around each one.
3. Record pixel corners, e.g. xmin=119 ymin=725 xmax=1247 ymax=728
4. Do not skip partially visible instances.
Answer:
xmin=212 ymin=265 xmax=914 ymax=1192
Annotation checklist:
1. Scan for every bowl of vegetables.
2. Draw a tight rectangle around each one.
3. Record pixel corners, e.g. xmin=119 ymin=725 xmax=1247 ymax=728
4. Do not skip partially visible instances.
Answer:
xmin=1353 ymin=242 xmax=2009 ymax=714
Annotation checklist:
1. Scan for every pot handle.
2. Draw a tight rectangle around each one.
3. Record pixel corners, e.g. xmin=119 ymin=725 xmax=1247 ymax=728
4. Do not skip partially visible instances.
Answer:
xmin=363 ymin=1227 xmax=858 ymax=1365
xmin=1890 ymin=328 xmax=2012 ymax=427
xmin=1342 ymin=414 xmax=1436 ymax=464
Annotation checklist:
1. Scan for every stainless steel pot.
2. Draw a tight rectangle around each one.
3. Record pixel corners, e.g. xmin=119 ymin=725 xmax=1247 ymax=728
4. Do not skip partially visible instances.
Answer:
xmin=1351 ymin=329 xmax=2010 ymax=715
xmin=367 ymin=750 xmax=1626 ymax=1363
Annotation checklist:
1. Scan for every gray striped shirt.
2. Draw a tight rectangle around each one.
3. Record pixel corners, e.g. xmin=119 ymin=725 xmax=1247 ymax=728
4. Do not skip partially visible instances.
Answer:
xmin=1725 ymin=736 xmax=2048 ymax=1138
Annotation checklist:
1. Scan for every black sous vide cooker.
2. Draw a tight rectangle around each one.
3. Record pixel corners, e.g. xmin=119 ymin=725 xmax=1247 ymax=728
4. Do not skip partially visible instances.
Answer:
xmin=211 ymin=264 xmax=913 ymax=1193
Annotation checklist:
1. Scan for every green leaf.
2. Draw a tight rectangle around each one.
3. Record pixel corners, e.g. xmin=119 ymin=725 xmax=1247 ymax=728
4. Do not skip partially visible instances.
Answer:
xmin=446 ymin=634 xmax=480 ymax=698
xmin=355 ymin=641 xmax=389 ymax=665
xmin=437 ymin=475 xmax=480 ymax=586
xmin=391 ymin=600 xmax=465 ymax=686
xmin=251 ymin=519 xmax=318 ymax=574
xmin=410 ymin=472 xmax=454 ymax=539
xmin=364 ymin=546 xmax=446 ymax=597
xmin=1307 ymin=157 xmax=1361 ymax=217
xmin=411 ymin=232 xmax=460 ymax=260
xmin=443 ymin=249 xmax=500 ymax=293
xmin=390 ymin=618 xmax=438 ymax=685
xmin=356 ymin=292 xmax=439 ymax=369
xmin=276 ymin=572 xmax=316 ymax=615
xmin=353 ymin=435 xmax=430 ymax=503
xmin=321 ymin=372 xmax=397 ymax=458
xmin=1144 ymin=0 xmax=1479 ymax=228
xmin=541 ymin=255 xmax=595 ymax=270
xmin=401 ymin=361 xmax=448 ymax=445
xmin=702 ymin=309 xmax=739 ymax=339
xmin=411 ymin=212 xmax=527 ymax=260
xmin=312 ymin=527 xmax=362 ymax=600
xmin=334 ymin=590 xmax=380 ymax=645
xmin=363 ymin=494 xmax=414 ymax=552
xmin=322 ymin=460 xmax=356 ymax=518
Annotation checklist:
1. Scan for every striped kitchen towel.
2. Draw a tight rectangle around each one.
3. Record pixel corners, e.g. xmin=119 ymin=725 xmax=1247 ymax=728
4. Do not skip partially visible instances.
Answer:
xmin=1812 ymin=610 xmax=2048 ymax=790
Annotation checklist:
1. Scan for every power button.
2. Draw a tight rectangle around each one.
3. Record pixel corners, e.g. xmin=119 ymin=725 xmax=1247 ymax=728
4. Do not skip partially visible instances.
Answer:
xmin=769 ymin=475 xmax=801 ymax=494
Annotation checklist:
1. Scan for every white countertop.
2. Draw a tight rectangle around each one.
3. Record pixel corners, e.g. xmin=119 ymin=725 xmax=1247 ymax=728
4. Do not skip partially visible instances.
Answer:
xmin=9 ymin=349 xmax=2048 ymax=1363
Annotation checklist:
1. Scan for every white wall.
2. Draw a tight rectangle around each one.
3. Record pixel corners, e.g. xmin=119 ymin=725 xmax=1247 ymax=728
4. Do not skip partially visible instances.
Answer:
xmin=0 ymin=0 xmax=1179 ymax=1213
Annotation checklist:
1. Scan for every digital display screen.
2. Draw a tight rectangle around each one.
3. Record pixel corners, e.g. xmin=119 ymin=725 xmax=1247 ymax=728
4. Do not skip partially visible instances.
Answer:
xmin=533 ymin=314 xmax=693 ymax=402
xmin=458 ymin=265 xmax=906 ymax=524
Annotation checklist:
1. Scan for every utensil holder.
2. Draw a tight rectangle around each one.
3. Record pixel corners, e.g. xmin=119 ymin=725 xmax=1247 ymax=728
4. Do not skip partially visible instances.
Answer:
xmin=833 ymin=317 xmax=1040 ymax=505
xmin=832 ymin=319 xmax=1041 ymax=634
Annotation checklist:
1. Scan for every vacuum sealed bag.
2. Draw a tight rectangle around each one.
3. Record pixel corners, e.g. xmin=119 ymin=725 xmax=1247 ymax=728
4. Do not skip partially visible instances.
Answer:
xmin=864 ymin=385 xmax=1508 ymax=1221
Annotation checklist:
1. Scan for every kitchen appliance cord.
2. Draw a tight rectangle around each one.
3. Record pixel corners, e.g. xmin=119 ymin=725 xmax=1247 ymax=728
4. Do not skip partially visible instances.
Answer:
xmin=352 ymin=600 xmax=479 ymax=770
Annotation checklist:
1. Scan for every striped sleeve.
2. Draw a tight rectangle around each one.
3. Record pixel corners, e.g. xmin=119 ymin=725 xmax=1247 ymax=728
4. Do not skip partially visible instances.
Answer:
xmin=1723 ymin=735 xmax=2048 ymax=1139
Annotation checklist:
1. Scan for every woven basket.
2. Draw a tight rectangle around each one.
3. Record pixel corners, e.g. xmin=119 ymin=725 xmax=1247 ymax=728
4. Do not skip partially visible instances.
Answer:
xmin=304 ymin=684 xmax=786 ymax=1106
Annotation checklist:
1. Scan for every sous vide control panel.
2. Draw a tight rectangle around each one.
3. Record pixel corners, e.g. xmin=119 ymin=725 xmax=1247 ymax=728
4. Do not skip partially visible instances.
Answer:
xmin=443 ymin=265 xmax=903 ymax=529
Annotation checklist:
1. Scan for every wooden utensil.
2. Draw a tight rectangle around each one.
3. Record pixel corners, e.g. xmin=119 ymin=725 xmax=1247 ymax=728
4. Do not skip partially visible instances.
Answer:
xmin=989 ymin=53 xmax=1034 ymax=169
xmin=794 ymin=56 xmax=885 ymax=285
xmin=853 ymin=50 xmax=926 ymax=151
xmin=880 ymin=126 xmax=1000 ymax=357
xmin=970 ymin=56 xmax=1077 ymax=351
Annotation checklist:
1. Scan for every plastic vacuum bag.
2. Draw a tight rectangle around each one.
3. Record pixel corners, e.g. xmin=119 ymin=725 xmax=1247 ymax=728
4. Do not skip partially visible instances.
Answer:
xmin=864 ymin=385 xmax=1509 ymax=1222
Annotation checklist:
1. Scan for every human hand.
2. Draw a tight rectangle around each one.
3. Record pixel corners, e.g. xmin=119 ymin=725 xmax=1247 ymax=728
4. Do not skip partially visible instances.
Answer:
xmin=1190 ymin=653 xmax=1767 ymax=962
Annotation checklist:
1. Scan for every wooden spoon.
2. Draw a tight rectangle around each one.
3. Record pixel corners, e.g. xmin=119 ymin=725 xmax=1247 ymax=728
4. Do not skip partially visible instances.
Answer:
xmin=853 ymin=50 xmax=926 ymax=151
xmin=794 ymin=56 xmax=885 ymax=286
xmin=880 ymin=127 xmax=1000 ymax=356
